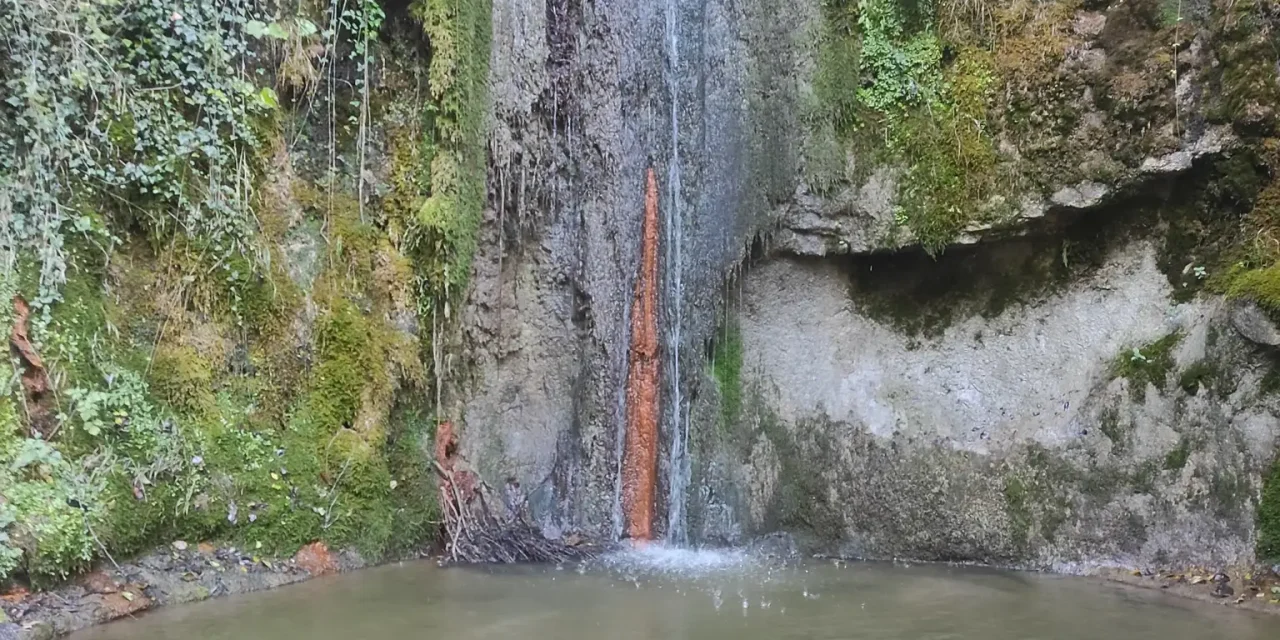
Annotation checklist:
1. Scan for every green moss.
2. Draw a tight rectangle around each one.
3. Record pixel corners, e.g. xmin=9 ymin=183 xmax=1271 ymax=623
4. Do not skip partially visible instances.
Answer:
xmin=1112 ymin=332 xmax=1182 ymax=401
xmin=37 ymin=247 xmax=122 ymax=386
xmin=755 ymin=407 xmax=844 ymax=544
xmin=409 ymin=0 xmax=492 ymax=312
xmin=1226 ymin=262 xmax=1280 ymax=312
xmin=1208 ymin=0 xmax=1280 ymax=133
xmin=1178 ymin=360 xmax=1225 ymax=397
xmin=1003 ymin=447 xmax=1075 ymax=548
xmin=1163 ymin=437 xmax=1191 ymax=471
xmin=1098 ymin=403 xmax=1128 ymax=453
xmin=382 ymin=403 xmax=441 ymax=557
xmin=893 ymin=49 xmax=1006 ymax=253
xmin=813 ymin=0 xmax=862 ymax=140
xmin=1208 ymin=469 xmax=1251 ymax=519
xmin=101 ymin=473 xmax=221 ymax=558
xmin=2 ymin=0 xmax=456 ymax=589
xmin=308 ymin=299 xmax=389 ymax=433
xmin=218 ymin=250 xmax=300 ymax=332
xmin=1259 ymin=456 xmax=1280 ymax=561
xmin=809 ymin=0 xmax=1010 ymax=252
xmin=710 ymin=321 xmax=744 ymax=430
xmin=1003 ymin=476 xmax=1031 ymax=549
xmin=150 ymin=345 xmax=217 ymax=417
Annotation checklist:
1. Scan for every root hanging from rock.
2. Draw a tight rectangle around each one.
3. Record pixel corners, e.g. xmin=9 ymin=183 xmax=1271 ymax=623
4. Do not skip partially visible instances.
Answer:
xmin=433 ymin=421 xmax=598 ymax=565
xmin=10 ymin=295 xmax=56 ymax=438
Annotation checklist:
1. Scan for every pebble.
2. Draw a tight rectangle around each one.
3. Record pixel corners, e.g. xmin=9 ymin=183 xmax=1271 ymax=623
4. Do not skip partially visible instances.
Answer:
xmin=172 ymin=541 xmax=188 ymax=551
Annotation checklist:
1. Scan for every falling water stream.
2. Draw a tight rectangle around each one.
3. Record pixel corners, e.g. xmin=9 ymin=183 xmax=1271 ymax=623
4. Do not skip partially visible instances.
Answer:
xmin=69 ymin=552 xmax=1275 ymax=640
xmin=662 ymin=0 xmax=690 ymax=546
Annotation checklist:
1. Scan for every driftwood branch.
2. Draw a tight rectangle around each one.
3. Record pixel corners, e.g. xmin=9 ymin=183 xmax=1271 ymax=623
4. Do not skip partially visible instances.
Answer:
xmin=431 ymin=439 xmax=596 ymax=565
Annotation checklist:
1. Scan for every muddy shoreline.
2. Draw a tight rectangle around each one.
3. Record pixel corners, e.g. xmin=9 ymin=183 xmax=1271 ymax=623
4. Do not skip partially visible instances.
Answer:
xmin=1095 ymin=566 xmax=1280 ymax=616
xmin=0 ymin=541 xmax=376 ymax=640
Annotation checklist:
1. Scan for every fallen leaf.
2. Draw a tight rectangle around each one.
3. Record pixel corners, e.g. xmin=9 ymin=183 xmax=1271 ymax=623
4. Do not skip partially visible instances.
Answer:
xmin=121 ymin=591 xmax=134 ymax=602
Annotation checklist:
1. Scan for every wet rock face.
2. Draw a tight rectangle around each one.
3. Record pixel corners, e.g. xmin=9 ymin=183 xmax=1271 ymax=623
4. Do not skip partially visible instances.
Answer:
xmin=460 ymin=0 xmax=1280 ymax=566
xmin=459 ymin=0 xmax=812 ymax=539
xmin=746 ymin=532 xmax=800 ymax=562
xmin=692 ymin=240 xmax=1280 ymax=568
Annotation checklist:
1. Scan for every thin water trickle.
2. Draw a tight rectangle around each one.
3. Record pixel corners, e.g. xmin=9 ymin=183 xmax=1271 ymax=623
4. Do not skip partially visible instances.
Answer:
xmin=69 ymin=558 xmax=1276 ymax=640
xmin=662 ymin=0 xmax=690 ymax=547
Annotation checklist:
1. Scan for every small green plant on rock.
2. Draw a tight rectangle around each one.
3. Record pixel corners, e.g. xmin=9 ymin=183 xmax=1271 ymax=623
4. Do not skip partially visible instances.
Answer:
xmin=1112 ymin=333 xmax=1182 ymax=401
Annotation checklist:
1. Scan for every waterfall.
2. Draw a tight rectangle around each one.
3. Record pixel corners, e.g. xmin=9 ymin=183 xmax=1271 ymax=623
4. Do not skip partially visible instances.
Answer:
xmin=618 ymin=0 xmax=691 ymax=546
xmin=662 ymin=0 xmax=690 ymax=545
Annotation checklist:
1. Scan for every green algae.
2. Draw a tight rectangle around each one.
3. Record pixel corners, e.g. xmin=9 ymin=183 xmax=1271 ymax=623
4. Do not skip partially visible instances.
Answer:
xmin=1259 ymin=457 xmax=1280 ymax=561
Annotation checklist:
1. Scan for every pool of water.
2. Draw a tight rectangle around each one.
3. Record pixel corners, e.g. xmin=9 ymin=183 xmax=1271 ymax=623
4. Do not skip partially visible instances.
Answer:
xmin=70 ymin=547 xmax=1275 ymax=640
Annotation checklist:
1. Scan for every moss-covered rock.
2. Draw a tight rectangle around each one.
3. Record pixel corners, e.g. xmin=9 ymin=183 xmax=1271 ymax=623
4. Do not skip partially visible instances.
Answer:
xmin=0 ymin=0 xmax=487 ymax=587
xmin=1260 ymin=457 xmax=1280 ymax=561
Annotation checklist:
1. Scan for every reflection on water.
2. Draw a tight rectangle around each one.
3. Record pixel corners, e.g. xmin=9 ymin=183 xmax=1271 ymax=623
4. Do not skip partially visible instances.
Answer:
xmin=70 ymin=547 xmax=1274 ymax=640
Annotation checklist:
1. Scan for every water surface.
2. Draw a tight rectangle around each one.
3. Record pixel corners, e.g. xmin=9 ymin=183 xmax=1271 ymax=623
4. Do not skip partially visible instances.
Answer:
xmin=71 ymin=548 xmax=1275 ymax=639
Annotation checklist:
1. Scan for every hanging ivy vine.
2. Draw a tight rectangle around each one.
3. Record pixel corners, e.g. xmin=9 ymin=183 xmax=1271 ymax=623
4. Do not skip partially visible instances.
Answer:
xmin=0 ymin=0 xmax=277 ymax=313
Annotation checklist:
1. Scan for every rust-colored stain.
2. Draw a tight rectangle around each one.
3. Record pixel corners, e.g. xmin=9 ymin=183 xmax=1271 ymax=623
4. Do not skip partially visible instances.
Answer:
xmin=621 ymin=168 xmax=662 ymax=542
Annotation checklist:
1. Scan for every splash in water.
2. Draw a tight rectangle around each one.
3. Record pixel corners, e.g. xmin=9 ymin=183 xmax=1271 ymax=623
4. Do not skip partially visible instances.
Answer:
xmin=590 ymin=543 xmax=753 ymax=578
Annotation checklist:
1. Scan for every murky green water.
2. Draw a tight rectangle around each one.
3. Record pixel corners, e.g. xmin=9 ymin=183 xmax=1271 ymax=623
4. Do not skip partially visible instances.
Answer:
xmin=70 ymin=548 xmax=1274 ymax=640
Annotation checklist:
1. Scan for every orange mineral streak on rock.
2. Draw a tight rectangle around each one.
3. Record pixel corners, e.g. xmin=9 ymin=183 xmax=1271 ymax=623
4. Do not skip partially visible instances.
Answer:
xmin=621 ymin=168 xmax=662 ymax=542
